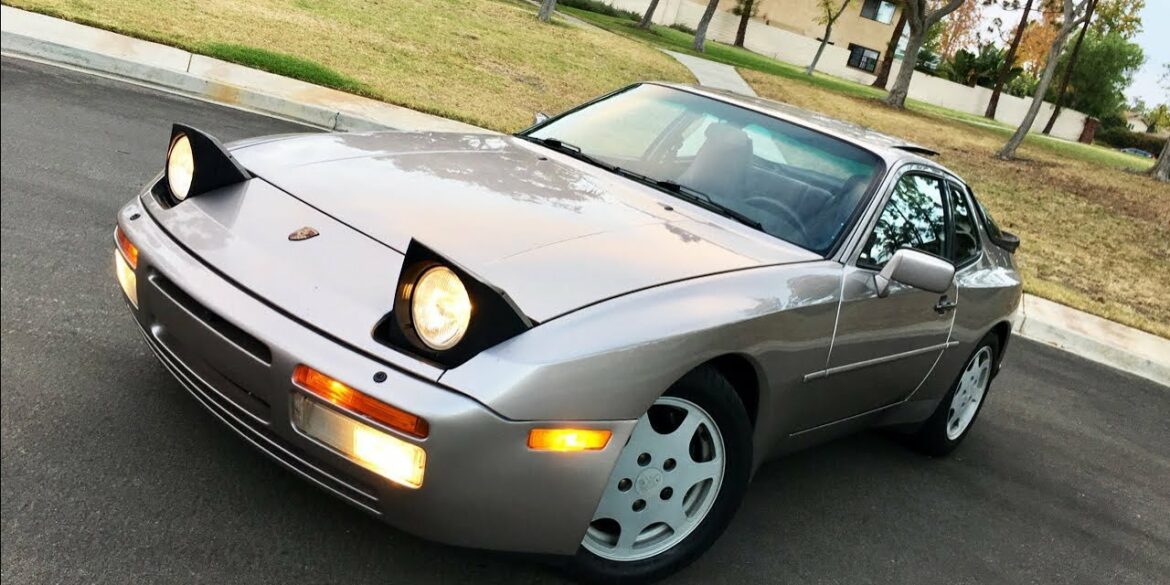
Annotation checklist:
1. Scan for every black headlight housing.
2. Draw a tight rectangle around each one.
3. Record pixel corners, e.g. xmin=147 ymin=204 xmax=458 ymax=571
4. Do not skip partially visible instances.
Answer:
xmin=161 ymin=123 xmax=251 ymax=205
xmin=373 ymin=240 xmax=535 ymax=368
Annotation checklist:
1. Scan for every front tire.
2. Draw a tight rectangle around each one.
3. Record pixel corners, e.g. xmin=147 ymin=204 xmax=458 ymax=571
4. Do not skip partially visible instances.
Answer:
xmin=566 ymin=366 xmax=752 ymax=584
xmin=908 ymin=334 xmax=999 ymax=456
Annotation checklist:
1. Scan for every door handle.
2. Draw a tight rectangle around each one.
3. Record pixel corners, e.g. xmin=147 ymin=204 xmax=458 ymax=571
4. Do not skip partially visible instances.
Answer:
xmin=934 ymin=297 xmax=958 ymax=314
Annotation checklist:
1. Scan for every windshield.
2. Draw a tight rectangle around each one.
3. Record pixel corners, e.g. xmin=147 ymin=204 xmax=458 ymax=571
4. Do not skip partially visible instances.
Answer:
xmin=524 ymin=84 xmax=883 ymax=254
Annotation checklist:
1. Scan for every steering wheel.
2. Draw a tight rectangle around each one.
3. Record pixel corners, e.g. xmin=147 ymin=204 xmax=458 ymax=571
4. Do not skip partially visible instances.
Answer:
xmin=744 ymin=196 xmax=811 ymax=245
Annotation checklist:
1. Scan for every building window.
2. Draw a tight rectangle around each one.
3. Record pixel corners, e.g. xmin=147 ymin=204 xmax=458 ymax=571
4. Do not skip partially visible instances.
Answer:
xmin=847 ymin=44 xmax=880 ymax=73
xmin=860 ymin=0 xmax=897 ymax=24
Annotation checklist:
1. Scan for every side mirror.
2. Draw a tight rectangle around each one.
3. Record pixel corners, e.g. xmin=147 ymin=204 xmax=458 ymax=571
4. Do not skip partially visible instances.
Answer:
xmin=992 ymin=230 xmax=1020 ymax=253
xmin=874 ymin=249 xmax=955 ymax=298
xmin=533 ymin=112 xmax=550 ymax=125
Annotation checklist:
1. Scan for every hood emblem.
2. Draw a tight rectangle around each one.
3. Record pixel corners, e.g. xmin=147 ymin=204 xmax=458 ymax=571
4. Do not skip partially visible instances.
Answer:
xmin=288 ymin=226 xmax=320 ymax=241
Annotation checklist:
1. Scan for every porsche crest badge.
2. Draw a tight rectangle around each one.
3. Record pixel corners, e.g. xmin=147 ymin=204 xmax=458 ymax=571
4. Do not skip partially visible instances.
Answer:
xmin=288 ymin=226 xmax=320 ymax=241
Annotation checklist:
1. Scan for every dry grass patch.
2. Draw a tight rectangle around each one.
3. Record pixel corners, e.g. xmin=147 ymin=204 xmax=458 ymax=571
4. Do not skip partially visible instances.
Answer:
xmin=743 ymin=69 xmax=1170 ymax=338
xmin=6 ymin=0 xmax=693 ymax=130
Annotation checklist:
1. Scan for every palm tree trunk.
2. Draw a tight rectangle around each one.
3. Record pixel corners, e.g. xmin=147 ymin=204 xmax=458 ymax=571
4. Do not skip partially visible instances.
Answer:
xmin=693 ymin=0 xmax=721 ymax=52
xmin=807 ymin=24 xmax=833 ymax=75
xmin=885 ymin=26 xmax=924 ymax=109
xmin=1042 ymin=0 xmax=1096 ymax=134
xmin=537 ymin=0 xmax=557 ymax=22
xmin=1150 ymin=140 xmax=1170 ymax=181
xmin=872 ymin=11 xmax=907 ymax=89
xmin=986 ymin=0 xmax=1034 ymax=118
xmin=997 ymin=31 xmax=1070 ymax=160
xmin=734 ymin=0 xmax=755 ymax=47
xmin=639 ymin=0 xmax=661 ymax=29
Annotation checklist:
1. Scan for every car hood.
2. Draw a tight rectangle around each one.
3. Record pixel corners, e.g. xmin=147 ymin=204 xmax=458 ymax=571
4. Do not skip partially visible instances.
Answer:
xmin=232 ymin=132 xmax=818 ymax=322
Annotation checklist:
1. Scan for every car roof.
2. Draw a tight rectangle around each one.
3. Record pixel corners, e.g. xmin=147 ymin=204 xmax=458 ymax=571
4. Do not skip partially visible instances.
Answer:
xmin=653 ymin=82 xmax=964 ymax=181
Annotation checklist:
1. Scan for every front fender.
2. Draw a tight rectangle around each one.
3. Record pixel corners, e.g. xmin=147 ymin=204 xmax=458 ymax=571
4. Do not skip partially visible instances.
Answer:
xmin=440 ymin=261 xmax=843 ymax=424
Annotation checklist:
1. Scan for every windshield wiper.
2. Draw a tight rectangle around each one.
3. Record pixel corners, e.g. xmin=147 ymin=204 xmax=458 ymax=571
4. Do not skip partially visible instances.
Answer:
xmin=523 ymin=136 xmax=620 ymax=173
xmin=524 ymin=136 xmax=764 ymax=232
xmin=629 ymin=173 xmax=764 ymax=232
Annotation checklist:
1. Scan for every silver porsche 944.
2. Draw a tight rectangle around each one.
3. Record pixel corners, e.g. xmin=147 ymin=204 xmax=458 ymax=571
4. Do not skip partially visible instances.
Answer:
xmin=114 ymin=82 xmax=1022 ymax=583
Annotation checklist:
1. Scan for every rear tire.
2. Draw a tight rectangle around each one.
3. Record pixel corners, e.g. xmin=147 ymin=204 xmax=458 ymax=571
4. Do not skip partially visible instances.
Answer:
xmin=908 ymin=334 xmax=999 ymax=456
xmin=565 ymin=365 xmax=752 ymax=584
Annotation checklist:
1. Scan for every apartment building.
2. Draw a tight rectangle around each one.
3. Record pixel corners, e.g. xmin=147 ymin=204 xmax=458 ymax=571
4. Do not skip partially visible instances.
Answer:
xmin=720 ymin=0 xmax=903 ymax=74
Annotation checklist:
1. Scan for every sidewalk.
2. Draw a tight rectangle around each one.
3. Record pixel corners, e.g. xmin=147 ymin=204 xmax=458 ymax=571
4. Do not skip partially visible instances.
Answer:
xmin=661 ymin=50 xmax=758 ymax=97
xmin=2 ymin=6 xmax=1166 ymax=387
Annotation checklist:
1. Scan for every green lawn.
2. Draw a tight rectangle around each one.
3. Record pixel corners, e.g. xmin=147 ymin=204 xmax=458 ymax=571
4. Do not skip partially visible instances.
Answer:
xmin=5 ymin=0 xmax=693 ymax=131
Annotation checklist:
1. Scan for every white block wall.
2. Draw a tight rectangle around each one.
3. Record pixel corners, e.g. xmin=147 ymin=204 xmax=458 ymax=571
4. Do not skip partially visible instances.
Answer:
xmin=601 ymin=0 xmax=1090 ymax=141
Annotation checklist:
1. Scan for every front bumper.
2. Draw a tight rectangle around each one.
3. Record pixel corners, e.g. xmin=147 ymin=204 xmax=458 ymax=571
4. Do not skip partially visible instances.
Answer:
xmin=115 ymin=199 xmax=635 ymax=555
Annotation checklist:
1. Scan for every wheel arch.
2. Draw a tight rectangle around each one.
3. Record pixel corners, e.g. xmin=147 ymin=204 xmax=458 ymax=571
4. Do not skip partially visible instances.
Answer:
xmin=704 ymin=353 xmax=764 ymax=429
xmin=989 ymin=320 xmax=1012 ymax=370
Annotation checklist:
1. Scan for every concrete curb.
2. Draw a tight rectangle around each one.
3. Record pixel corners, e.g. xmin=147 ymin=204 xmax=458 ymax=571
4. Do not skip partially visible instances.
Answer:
xmin=1016 ymin=294 xmax=1169 ymax=387
xmin=0 ymin=7 xmax=486 ymax=134
xmin=2 ymin=7 xmax=1166 ymax=387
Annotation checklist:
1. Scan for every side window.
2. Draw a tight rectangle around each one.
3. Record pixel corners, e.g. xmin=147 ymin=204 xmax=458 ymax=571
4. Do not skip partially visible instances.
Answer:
xmin=948 ymin=182 xmax=981 ymax=265
xmin=859 ymin=173 xmax=948 ymax=268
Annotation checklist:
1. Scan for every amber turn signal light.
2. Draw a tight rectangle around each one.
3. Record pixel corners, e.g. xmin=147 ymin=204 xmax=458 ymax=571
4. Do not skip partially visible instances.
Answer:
xmin=528 ymin=428 xmax=612 ymax=452
xmin=115 ymin=225 xmax=139 ymax=269
xmin=292 ymin=365 xmax=429 ymax=438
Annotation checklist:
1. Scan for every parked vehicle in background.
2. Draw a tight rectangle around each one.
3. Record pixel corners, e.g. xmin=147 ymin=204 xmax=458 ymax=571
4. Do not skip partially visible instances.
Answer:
xmin=1120 ymin=147 xmax=1154 ymax=158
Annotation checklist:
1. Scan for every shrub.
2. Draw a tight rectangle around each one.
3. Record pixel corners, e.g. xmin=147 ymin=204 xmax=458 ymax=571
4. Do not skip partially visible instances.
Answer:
xmin=1095 ymin=127 xmax=1167 ymax=154
xmin=1098 ymin=112 xmax=1127 ymax=130
xmin=668 ymin=22 xmax=696 ymax=34
xmin=558 ymin=0 xmax=640 ymax=20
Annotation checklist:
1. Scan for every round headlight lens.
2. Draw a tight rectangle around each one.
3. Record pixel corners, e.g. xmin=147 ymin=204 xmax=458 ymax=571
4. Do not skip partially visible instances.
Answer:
xmin=167 ymin=134 xmax=195 ymax=201
xmin=411 ymin=266 xmax=471 ymax=350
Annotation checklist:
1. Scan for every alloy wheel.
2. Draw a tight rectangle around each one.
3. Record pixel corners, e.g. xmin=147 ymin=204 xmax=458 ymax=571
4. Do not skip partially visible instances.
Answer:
xmin=582 ymin=396 xmax=726 ymax=562
xmin=947 ymin=346 xmax=993 ymax=440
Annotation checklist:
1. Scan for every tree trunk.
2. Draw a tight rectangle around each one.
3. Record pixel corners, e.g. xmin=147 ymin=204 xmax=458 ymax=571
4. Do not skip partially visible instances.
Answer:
xmin=1042 ymin=0 xmax=1096 ymax=134
xmin=734 ymin=0 xmax=755 ymax=46
xmin=537 ymin=0 xmax=557 ymax=22
xmin=986 ymin=0 xmax=1034 ymax=119
xmin=639 ymin=0 xmax=661 ymax=29
xmin=997 ymin=31 xmax=1071 ymax=160
xmin=806 ymin=24 xmax=833 ymax=75
xmin=693 ymin=0 xmax=721 ymax=52
xmin=1150 ymin=139 xmax=1170 ymax=181
xmin=872 ymin=10 xmax=908 ymax=89
xmin=884 ymin=23 xmax=924 ymax=108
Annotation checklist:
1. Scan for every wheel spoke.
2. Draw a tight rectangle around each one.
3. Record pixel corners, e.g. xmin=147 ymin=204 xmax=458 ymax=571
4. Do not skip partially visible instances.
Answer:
xmin=657 ymin=499 xmax=689 ymax=532
xmin=670 ymin=409 xmax=704 ymax=444
xmin=592 ymin=488 xmax=628 ymax=522
xmin=616 ymin=518 xmax=650 ymax=550
xmin=627 ymin=416 xmax=672 ymax=455
xmin=676 ymin=459 xmax=721 ymax=493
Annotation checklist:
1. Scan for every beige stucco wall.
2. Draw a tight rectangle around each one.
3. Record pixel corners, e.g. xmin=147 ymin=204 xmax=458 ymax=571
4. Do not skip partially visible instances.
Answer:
xmin=601 ymin=0 xmax=1090 ymax=141
xmin=718 ymin=0 xmax=901 ymax=53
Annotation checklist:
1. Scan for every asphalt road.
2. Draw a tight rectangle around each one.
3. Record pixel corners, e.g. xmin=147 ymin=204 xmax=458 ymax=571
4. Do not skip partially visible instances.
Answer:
xmin=3 ymin=56 xmax=1168 ymax=585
